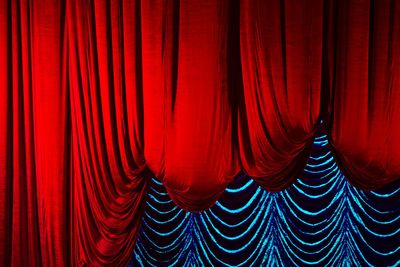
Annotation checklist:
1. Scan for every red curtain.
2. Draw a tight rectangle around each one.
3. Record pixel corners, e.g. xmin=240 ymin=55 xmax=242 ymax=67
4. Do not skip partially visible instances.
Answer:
xmin=327 ymin=0 xmax=400 ymax=190
xmin=141 ymin=0 xmax=241 ymax=211
xmin=0 ymin=0 xmax=149 ymax=266
xmin=144 ymin=0 xmax=241 ymax=211
xmin=0 ymin=0 xmax=68 ymax=266
xmin=239 ymin=0 xmax=324 ymax=191
xmin=1 ymin=0 xmax=399 ymax=266
xmin=67 ymin=0 xmax=149 ymax=265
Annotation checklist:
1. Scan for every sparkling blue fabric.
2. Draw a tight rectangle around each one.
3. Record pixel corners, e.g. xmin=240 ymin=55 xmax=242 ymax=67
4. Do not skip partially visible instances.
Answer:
xmin=129 ymin=134 xmax=400 ymax=266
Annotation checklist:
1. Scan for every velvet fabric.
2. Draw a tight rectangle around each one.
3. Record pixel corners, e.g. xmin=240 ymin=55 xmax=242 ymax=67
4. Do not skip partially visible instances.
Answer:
xmin=239 ymin=0 xmax=324 ymax=191
xmin=0 ymin=0 xmax=399 ymax=266
xmin=326 ymin=0 xmax=400 ymax=190
xmin=142 ymin=0 xmax=241 ymax=211
xmin=0 ymin=0 xmax=68 ymax=266
xmin=67 ymin=0 xmax=149 ymax=265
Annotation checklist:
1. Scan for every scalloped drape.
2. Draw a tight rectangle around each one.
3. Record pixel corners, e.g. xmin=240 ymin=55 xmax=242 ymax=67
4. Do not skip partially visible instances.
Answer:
xmin=0 ymin=0 xmax=399 ymax=266
xmin=326 ymin=0 xmax=400 ymax=190
xmin=239 ymin=0 xmax=324 ymax=191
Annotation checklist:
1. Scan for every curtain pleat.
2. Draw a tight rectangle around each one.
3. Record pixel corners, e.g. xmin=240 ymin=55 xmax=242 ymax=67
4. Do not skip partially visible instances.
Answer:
xmin=67 ymin=0 xmax=149 ymax=265
xmin=0 ymin=0 xmax=68 ymax=266
xmin=141 ymin=0 xmax=171 ymax=179
xmin=0 ymin=0 xmax=399 ymax=266
xmin=327 ymin=0 xmax=400 ymax=189
xmin=239 ymin=0 xmax=324 ymax=191
xmin=161 ymin=0 xmax=240 ymax=211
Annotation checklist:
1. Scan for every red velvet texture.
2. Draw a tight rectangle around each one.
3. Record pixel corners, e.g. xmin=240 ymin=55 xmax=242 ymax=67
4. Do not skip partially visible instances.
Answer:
xmin=0 ymin=0 xmax=399 ymax=266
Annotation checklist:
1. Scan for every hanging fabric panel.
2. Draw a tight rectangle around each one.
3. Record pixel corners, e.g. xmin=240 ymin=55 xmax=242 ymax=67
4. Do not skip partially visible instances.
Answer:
xmin=161 ymin=0 xmax=240 ymax=211
xmin=67 ymin=0 xmax=149 ymax=265
xmin=239 ymin=0 xmax=324 ymax=191
xmin=328 ymin=0 xmax=400 ymax=189
xmin=0 ymin=0 xmax=68 ymax=266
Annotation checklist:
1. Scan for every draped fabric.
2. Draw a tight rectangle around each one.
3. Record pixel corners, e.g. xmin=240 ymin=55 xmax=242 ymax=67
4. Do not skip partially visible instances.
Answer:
xmin=0 ymin=0 xmax=399 ymax=266
xmin=327 ymin=0 xmax=400 ymax=190
xmin=67 ymin=0 xmax=149 ymax=265
xmin=144 ymin=0 xmax=241 ymax=211
xmin=132 ymin=134 xmax=400 ymax=266
xmin=0 ymin=0 xmax=68 ymax=266
xmin=141 ymin=0 xmax=239 ymax=212
xmin=1 ymin=0 xmax=150 ymax=266
xmin=239 ymin=0 xmax=323 ymax=191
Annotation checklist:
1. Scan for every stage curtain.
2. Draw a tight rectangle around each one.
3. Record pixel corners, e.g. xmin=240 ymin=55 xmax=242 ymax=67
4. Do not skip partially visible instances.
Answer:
xmin=327 ymin=0 xmax=400 ymax=190
xmin=141 ymin=0 xmax=169 ymax=179
xmin=67 ymin=0 xmax=149 ymax=266
xmin=1 ymin=0 xmax=400 ymax=266
xmin=239 ymin=0 xmax=324 ymax=191
xmin=162 ymin=0 xmax=240 ymax=211
xmin=0 ymin=0 xmax=68 ymax=266
xmin=142 ymin=0 xmax=240 ymax=211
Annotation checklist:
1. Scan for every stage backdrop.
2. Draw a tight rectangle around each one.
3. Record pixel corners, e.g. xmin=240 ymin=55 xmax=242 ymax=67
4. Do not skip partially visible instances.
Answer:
xmin=130 ymin=134 xmax=400 ymax=266
xmin=0 ymin=0 xmax=399 ymax=266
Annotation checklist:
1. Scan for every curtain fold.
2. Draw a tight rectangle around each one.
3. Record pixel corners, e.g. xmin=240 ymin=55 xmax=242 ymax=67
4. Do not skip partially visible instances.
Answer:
xmin=0 ymin=0 xmax=68 ymax=266
xmin=141 ymin=0 xmax=172 ymax=180
xmin=160 ymin=0 xmax=240 ymax=211
xmin=0 ymin=0 xmax=399 ymax=266
xmin=67 ymin=0 xmax=149 ymax=265
xmin=239 ymin=0 xmax=324 ymax=191
xmin=327 ymin=0 xmax=400 ymax=190
xmin=142 ymin=0 xmax=241 ymax=211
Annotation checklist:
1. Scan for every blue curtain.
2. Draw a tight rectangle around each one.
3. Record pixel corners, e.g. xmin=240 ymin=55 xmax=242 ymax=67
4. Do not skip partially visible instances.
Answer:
xmin=129 ymin=134 xmax=399 ymax=266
